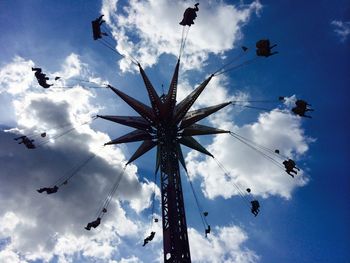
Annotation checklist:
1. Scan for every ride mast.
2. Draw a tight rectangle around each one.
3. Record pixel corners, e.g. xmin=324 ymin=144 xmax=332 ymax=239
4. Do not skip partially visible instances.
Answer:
xmin=98 ymin=60 xmax=231 ymax=262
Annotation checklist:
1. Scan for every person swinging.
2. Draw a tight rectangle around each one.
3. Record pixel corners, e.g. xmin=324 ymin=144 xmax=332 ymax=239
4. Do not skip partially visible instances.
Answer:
xmin=37 ymin=185 xmax=59 ymax=194
xmin=251 ymin=200 xmax=260 ymax=216
xmin=179 ymin=3 xmax=199 ymax=27
xmin=32 ymin=67 xmax=53 ymax=89
xmin=85 ymin=217 xmax=101 ymax=230
xmin=292 ymin=99 xmax=314 ymax=118
xmin=256 ymin=39 xmax=278 ymax=57
xmin=14 ymin=135 xmax=36 ymax=149
xmin=142 ymin=231 xmax=155 ymax=246
xmin=92 ymin=15 xmax=108 ymax=40
xmin=282 ymin=159 xmax=300 ymax=177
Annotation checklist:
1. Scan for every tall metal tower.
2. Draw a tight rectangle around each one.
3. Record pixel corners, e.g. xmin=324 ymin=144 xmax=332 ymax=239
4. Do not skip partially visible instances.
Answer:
xmin=98 ymin=59 xmax=231 ymax=262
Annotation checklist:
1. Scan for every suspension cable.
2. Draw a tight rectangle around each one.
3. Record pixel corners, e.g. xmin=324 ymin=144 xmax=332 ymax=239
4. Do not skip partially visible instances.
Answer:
xmin=68 ymin=78 xmax=109 ymax=88
xmin=52 ymin=153 xmax=97 ymax=187
xmin=212 ymin=49 xmax=249 ymax=76
xmin=229 ymin=133 xmax=285 ymax=170
xmin=98 ymin=38 xmax=124 ymax=58
xmin=214 ymin=57 xmax=258 ymax=76
xmin=36 ymin=116 xmax=97 ymax=148
xmin=184 ymin=169 xmax=208 ymax=229
xmin=100 ymin=38 xmax=139 ymax=66
xmin=180 ymin=27 xmax=190 ymax=59
xmin=97 ymin=165 xmax=127 ymax=219
xmin=150 ymin=170 xmax=158 ymax=229
xmin=231 ymin=103 xmax=286 ymax=113
xmin=21 ymin=120 xmax=73 ymax=140
xmin=178 ymin=26 xmax=186 ymax=59
xmin=230 ymin=131 xmax=288 ymax=160
xmin=230 ymin=99 xmax=282 ymax=104
xmin=212 ymin=157 xmax=252 ymax=209
xmin=100 ymin=22 xmax=139 ymax=65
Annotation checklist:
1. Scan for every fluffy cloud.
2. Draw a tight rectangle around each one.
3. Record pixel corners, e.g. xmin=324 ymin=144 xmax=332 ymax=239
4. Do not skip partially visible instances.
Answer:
xmin=331 ymin=20 xmax=350 ymax=42
xmin=186 ymin=108 xmax=311 ymax=200
xmin=0 ymin=1 xmax=314 ymax=262
xmin=0 ymin=53 xmax=271 ymax=262
xmin=189 ymin=226 xmax=259 ymax=263
xmin=0 ymin=55 xmax=155 ymax=262
xmin=0 ymin=56 xmax=35 ymax=95
xmin=102 ymin=0 xmax=262 ymax=72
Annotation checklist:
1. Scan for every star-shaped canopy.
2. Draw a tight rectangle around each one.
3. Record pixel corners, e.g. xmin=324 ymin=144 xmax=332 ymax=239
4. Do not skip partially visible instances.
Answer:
xmin=98 ymin=60 xmax=231 ymax=171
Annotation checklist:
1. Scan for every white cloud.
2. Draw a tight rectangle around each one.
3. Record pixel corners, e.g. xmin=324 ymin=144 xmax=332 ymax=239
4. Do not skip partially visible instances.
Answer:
xmin=116 ymin=256 xmax=144 ymax=263
xmin=101 ymin=0 xmax=262 ymax=72
xmin=0 ymin=56 xmax=35 ymax=95
xmin=0 ymin=248 xmax=27 ymax=263
xmin=331 ymin=20 xmax=350 ymax=42
xmin=189 ymin=226 xmax=259 ymax=263
xmin=58 ymin=53 xmax=84 ymax=79
xmin=186 ymin=109 xmax=311 ymax=200
xmin=0 ymin=55 xmax=156 ymax=262
xmin=0 ymin=1 xmax=315 ymax=262
xmin=176 ymin=71 xmax=311 ymax=201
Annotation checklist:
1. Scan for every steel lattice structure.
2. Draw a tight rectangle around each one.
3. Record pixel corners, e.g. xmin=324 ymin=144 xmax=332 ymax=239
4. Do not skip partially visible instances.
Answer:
xmin=98 ymin=59 xmax=231 ymax=262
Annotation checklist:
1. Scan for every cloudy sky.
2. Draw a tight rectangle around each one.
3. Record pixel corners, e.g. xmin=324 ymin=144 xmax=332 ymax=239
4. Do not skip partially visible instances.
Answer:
xmin=0 ymin=0 xmax=349 ymax=262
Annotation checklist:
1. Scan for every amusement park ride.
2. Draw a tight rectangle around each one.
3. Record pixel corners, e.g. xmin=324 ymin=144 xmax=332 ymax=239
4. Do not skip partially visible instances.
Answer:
xmin=26 ymin=3 xmax=311 ymax=263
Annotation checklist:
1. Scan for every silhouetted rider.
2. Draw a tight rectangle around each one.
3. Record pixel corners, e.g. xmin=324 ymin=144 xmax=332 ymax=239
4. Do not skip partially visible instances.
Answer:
xmin=85 ymin=217 xmax=101 ymax=230
xmin=251 ymin=200 xmax=260 ymax=216
xmin=37 ymin=185 xmax=59 ymax=194
xmin=143 ymin=231 xmax=155 ymax=246
xmin=179 ymin=3 xmax=199 ymax=26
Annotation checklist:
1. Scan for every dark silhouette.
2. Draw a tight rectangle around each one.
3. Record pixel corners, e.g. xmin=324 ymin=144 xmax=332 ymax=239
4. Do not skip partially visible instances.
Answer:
xmin=275 ymin=149 xmax=280 ymax=154
xmin=154 ymin=218 xmax=159 ymax=222
xmin=32 ymin=67 xmax=53 ymax=89
xmin=246 ymin=188 xmax=251 ymax=193
xmin=256 ymin=39 xmax=278 ymax=57
xmin=100 ymin=61 xmax=236 ymax=259
xmin=251 ymin=200 xmax=260 ymax=216
xmin=205 ymin=225 xmax=211 ymax=237
xmin=203 ymin=211 xmax=208 ymax=217
xmin=278 ymin=96 xmax=285 ymax=101
xmin=295 ymin=99 xmax=310 ymax=108
xmin=241 ymin=46 xmax=248 ymax=52
xmin=37 ymin=185 xmax=59 ymax=194
xmin=14 ymin=135 xmax=36 ymax=149
xmin=179 ymin=3 xmax=199 ymax=26
xmin=92 ymin=15 xmax=108 ymax=40
xmin=85 ymin=217 xmax=101 ymax=230
xmin=283 ymin=159 xmax=300 ymax=177
xmin=32 ymin=67 xmax=47 ymax=80
xmin=143 ymin=231 xmax=156 ymax=246
xmin=292 ymin=99 xmax=314 ymax=118
xmin=102 ymin=208 xmax=107 ymax=213
xmin=292 ymin=107 xmax=312 ymax=118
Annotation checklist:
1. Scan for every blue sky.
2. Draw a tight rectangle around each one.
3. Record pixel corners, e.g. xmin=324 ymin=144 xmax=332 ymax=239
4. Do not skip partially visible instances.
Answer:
xmin=0 ymin=0 xmax=349 ymax=262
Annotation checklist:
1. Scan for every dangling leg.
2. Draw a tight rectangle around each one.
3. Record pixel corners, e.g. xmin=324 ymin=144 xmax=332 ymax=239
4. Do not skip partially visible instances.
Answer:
xmin=85 ymin=223 xmax=92 ymax=230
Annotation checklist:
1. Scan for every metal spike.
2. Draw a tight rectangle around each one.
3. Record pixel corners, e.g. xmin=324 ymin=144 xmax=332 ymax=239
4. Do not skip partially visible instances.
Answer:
xmin=104 ymin=130 xmax=152 ymax=145
xmin=126 ymin=140 xmax=158 ymax=165
xmin=178 ymin=136 xmax=213 ymax=157
xmin=173 ymin=75 xmax=213 ymax=124
xmin=179 ymin=102 xmax=231 ymax=129
xmin=97 ymin=115 xmax=152 ymax=131
xmin=108 ymin=85 xmax=157 ymax=125
xmin=181 ymin=124 xmax=230 ymax=136
xmin=138 ymin=64 xmax=163 ymax=118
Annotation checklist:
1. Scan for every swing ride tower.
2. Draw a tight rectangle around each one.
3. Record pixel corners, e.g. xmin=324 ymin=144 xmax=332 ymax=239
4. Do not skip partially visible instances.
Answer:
xmin=98 ymin=60 xmax=232 ymax=262
xmin=31 ymin=3 xmax=296 ymax=263
xmin=158 ymin=126 xmax=191 ymax=262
